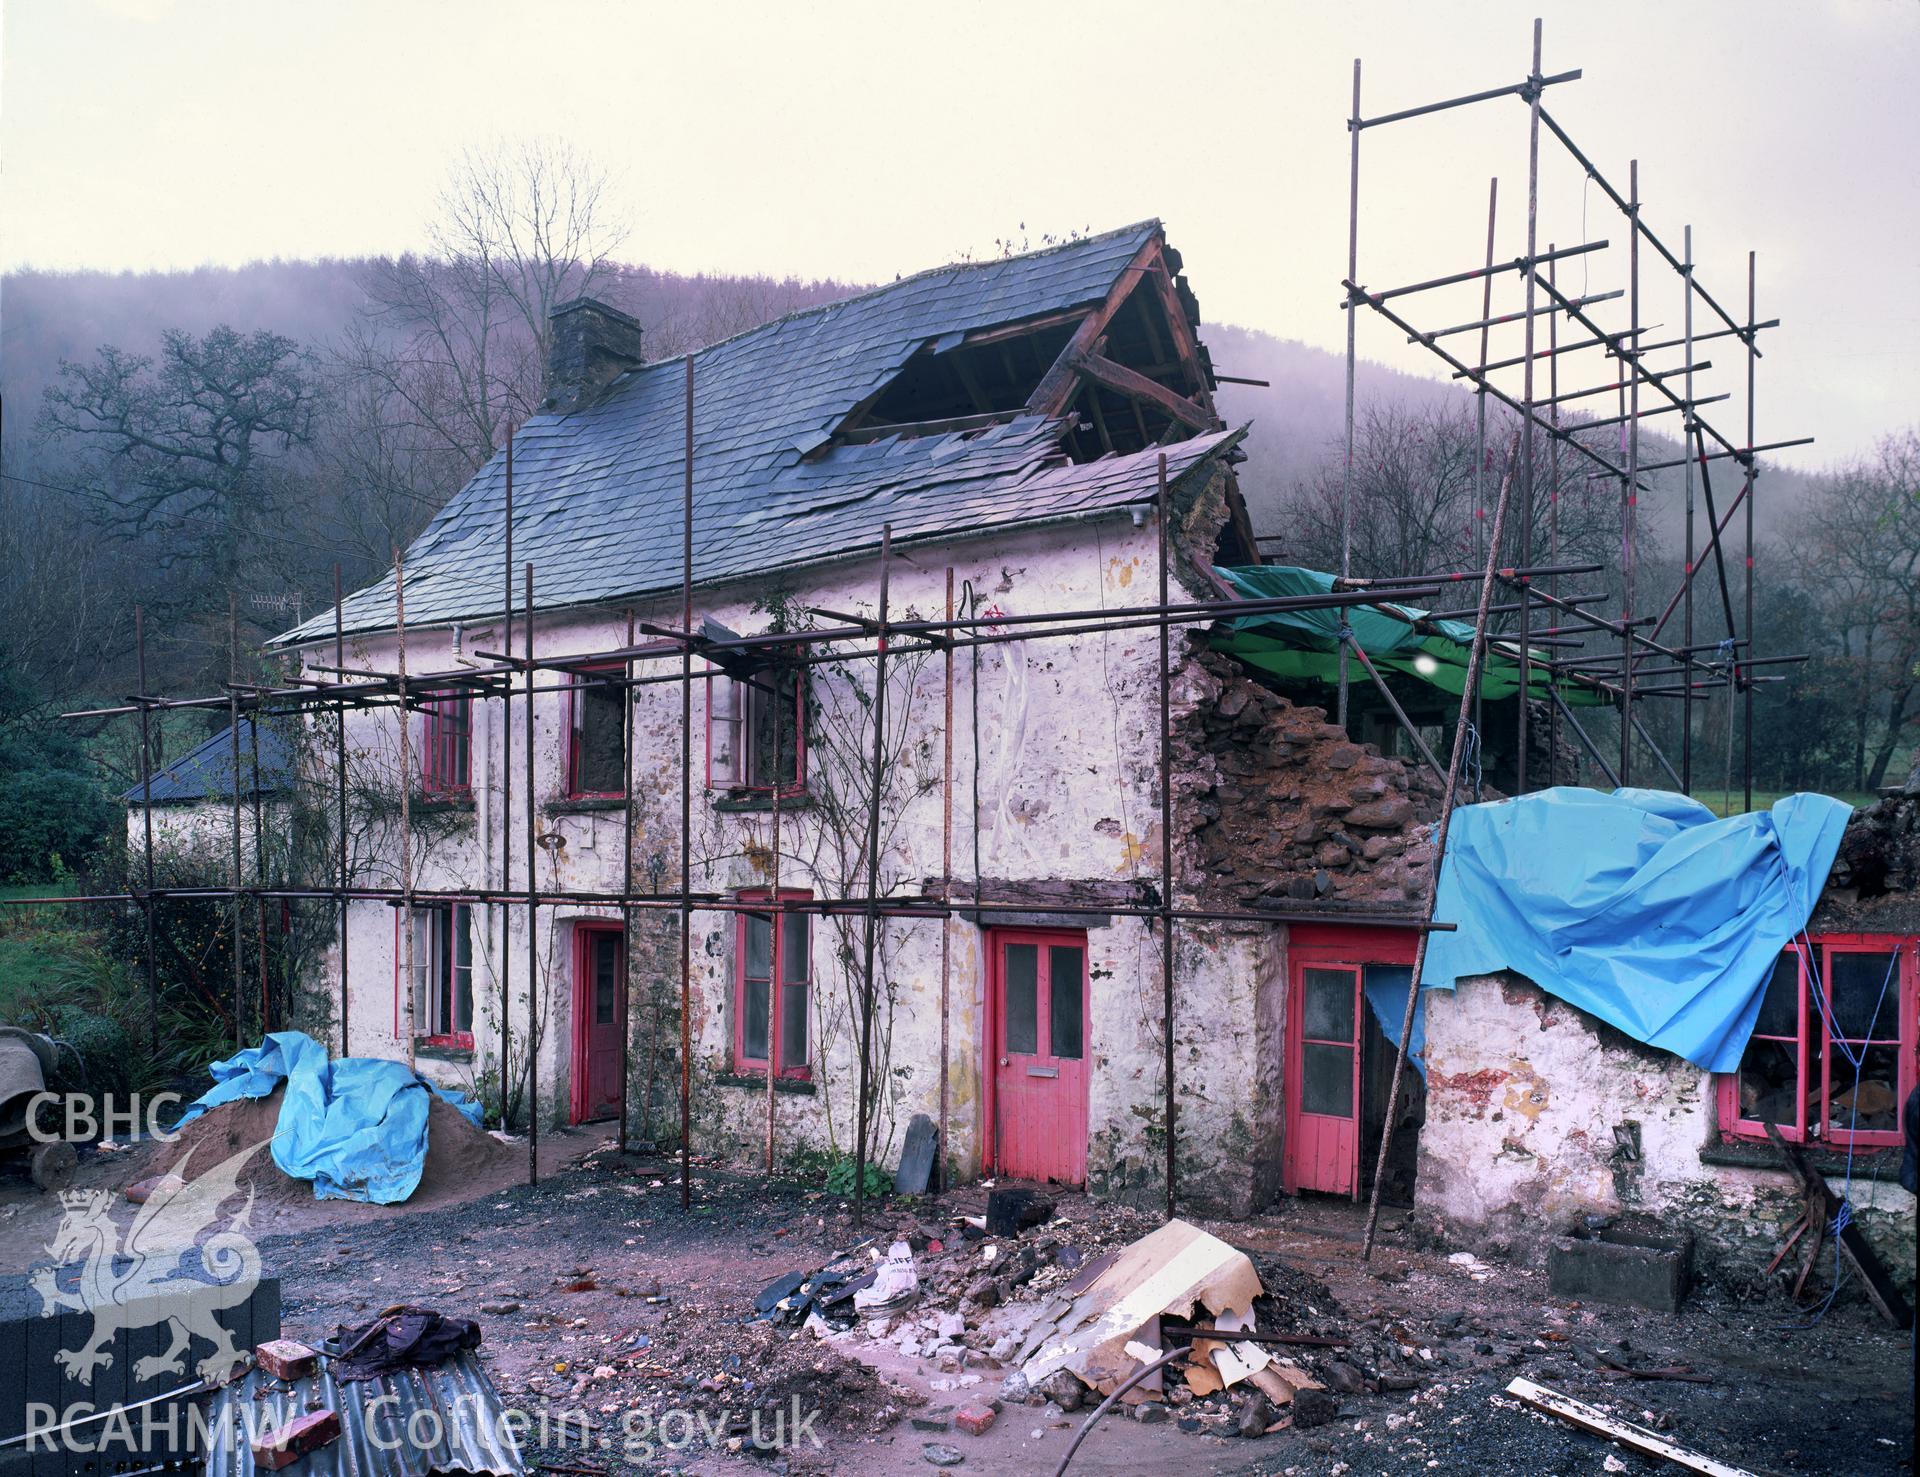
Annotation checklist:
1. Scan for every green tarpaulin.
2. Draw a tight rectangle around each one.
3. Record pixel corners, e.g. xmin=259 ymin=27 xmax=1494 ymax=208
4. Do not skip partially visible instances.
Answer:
xmin=1212 ymin=565 xmax=1604 ymax=705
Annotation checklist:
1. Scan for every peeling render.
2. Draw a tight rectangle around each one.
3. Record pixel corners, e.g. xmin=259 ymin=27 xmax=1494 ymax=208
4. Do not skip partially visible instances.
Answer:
xmin=1418 ymin=973 xmax=1917 ymax=1290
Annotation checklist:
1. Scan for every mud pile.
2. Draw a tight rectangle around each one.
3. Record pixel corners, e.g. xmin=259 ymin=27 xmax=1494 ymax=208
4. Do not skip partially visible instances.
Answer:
xmin=141 ymin=1087 xmax=515 ymax=1207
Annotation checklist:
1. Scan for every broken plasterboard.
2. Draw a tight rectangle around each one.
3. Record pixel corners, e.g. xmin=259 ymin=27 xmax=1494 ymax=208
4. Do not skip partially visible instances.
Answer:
xmin=1019 ymin=1218 xmax=1267 ymax=1400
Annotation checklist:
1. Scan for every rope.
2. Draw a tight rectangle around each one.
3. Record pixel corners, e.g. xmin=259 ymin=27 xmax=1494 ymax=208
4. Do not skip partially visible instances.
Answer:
xmin=1461 ymin=721 xmax=1484 ymax=803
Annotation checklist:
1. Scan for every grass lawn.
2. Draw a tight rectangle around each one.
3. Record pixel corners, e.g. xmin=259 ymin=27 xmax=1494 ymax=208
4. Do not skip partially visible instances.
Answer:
xmin=1696 ymin=788 xmax=1877 ymax=817
xmin=0 ymin=881 xmax=83 ymax=903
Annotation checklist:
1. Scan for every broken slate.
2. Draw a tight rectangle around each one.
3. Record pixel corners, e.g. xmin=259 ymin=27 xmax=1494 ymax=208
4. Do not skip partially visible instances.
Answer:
xmin=895 ymin=1112 xmax=938 ymax=1194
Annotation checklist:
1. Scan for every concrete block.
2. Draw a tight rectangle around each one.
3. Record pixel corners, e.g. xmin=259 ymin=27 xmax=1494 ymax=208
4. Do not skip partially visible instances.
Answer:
xmin=1547 ymin=1223 xmax=1694 ymax=1313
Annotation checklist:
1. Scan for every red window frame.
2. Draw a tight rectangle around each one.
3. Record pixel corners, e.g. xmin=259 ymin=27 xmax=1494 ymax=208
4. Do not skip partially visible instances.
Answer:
xmin=392 ymin=901 xmax=476 ymax=1048
xmin=420 ymin=690 xmax=472 ymax=795
xmin=704 ymin=665 xmax=807 ymax=796
xmin=732 ymin=889 xmax=812 ymax=1079
xmin=1716 ymin=932 xmax=1916 ymax=1150
xmin=566 ymin=661 xmax=628 ymax=800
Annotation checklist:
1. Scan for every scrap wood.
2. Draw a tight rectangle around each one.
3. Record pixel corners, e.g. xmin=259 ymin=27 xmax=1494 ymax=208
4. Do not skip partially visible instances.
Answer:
xmin=1765 ymin=1121 xmax=1913 ymax=1327
xmin=1592 ymin=1349 xmax=1712 ymax=1384
xmin=1246 ymin=1366 xmax=1295 ymax=1406
xmin=1505 ymin=1377 xmax=1757 ymax=1477
xmin=1190 ymin=1306 xmax=1269 ymax=1391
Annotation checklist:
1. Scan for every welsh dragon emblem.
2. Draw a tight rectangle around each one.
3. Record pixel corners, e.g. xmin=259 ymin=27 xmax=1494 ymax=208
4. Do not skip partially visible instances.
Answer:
xmin=31 ymin=1141 xmax=267 ymax=1385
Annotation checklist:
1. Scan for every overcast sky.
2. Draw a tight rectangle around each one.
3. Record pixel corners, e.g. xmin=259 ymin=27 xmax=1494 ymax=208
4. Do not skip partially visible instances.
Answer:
xmin=3 ymin=0 xmax=1915 ymax=468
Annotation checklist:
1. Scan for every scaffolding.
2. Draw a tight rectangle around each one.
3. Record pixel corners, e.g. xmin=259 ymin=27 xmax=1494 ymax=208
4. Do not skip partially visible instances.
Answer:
xmin=4 ymin=19 xmax=1806 ymax=1233
xmin=1335 ymin=17 xmax=1811 ymax=805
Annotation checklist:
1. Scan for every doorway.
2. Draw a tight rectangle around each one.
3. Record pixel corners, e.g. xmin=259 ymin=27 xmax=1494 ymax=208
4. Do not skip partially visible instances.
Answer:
xmin=984 ymin=928 xmax=1089 ymax=1185
xmin=1282 ymin=926 xmax=1423 ymax=1202
xmin=570 ymin=923 xmax=626 ymax=1124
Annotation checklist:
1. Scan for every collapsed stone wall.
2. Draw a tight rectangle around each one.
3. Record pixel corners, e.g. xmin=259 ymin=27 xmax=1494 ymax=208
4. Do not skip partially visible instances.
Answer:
xmin=1818 ymin=786 xmax=1920 ymax=932
xmin=1179 ymin=644 xmax=1444 ymax=909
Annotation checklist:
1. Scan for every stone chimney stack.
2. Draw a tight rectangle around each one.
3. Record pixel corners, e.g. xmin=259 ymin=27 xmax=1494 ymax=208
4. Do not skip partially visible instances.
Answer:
xmin=543 ymin=298 xmax=646 ymax=414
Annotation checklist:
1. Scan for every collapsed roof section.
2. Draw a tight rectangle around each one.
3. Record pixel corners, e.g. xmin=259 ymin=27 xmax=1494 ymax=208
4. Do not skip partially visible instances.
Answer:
xmin=281 ymin=221 xmax=1254 ymax=646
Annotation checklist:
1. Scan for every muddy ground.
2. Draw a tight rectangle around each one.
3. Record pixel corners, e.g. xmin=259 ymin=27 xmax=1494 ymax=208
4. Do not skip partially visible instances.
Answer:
xmin=4 ymin=1128 xmax=1913 ymax=1474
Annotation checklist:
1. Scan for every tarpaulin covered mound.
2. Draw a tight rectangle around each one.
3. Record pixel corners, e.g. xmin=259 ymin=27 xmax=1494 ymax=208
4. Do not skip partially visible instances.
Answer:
xmin=1418 ymin=787 xmax=1853 ymax=1071
xmin=171 ymin=1032 xmax=498 ymax=1204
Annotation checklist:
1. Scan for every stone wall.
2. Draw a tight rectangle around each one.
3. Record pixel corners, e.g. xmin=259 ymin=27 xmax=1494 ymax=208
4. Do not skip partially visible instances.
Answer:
xmin=1417 ymin=974 xmax=1915 ymax=1296
xmin=1180 ymin=646 xmax=1442 ymax=909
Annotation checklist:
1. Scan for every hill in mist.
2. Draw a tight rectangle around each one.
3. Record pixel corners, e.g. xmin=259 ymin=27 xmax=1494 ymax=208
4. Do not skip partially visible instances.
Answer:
xmin=2 ymin=256 xmax=1809 ymax=554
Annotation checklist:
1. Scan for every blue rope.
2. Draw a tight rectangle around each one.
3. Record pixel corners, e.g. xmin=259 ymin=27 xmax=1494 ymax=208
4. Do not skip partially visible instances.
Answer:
xmin=1462 ymin=721 xmax=1484 ymax=802
xmin=1776 ymin=939 xmax=1897 ymax=1330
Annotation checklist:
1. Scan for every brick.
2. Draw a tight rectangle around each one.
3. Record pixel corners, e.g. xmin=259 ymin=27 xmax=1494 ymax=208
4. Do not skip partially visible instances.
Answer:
xmin=253 ymin=1409 xmax=340 ymax=1470
xmin=953 ymin=1402 xmax=997 ymax=1436
xmin=255 ymin=1339 xmax=318 ymax=1381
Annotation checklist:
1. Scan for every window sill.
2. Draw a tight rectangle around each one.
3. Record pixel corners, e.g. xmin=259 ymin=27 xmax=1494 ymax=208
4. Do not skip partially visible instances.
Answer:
xmin=416 ymin=795 xmax=477 ymax=814
xmin=713 ymin=791 xmax=815 ymax=814
xmin=714 ymin=1071 xmax=816 ymax=1095
xmin=1701 ymin=1138 xmax=1906 ymax=1183
xmin=546 ymin=796 xmax=629 ymax=815
xmin=415 ymin=1040 xmax=474 ymax=1064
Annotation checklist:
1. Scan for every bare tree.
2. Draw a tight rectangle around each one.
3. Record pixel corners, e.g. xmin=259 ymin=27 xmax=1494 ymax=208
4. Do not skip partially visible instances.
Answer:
xmin=351 ymin=141 xmax=629 ymax=471
xmin=1812 ymin=429 xmax=1920 ymax=790
xmin=1279 ymin=398 xmax=1631 ymax=588
xmin=39 ymin=326 xmax=319 ymax=624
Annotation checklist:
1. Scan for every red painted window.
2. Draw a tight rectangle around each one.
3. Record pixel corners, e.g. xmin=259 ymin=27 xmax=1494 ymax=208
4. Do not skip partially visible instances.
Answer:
xmin=420 ymin=691 xmax=472 ymax=795
xmin=733 ymin=890 xmax=811 ymax=1078
xmin=705 ymin=666 xmax=806 ymax=795
xmin=567 ymin=662 xmax=628 ymax=798
xmin=1717 ymin=933 xmax=1915 ymax=1150
xmin=393 ymin=902 xmax=475 ymax=1047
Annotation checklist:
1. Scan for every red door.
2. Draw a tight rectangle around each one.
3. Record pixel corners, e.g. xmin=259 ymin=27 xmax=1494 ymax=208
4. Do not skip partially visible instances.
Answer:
xmin=1284 ymin=962 xmax=1363 ymax=1197
xmin=986 ymin=929 xmax=1089 ymax=1185
xmin=571 ymin=925 xmax=625 ymax=1124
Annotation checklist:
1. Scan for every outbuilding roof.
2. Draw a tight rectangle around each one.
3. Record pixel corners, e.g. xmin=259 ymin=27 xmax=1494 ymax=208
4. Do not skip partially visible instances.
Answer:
xmin=279 ymin=221 xmax=1243 ymax=645
xmin=122 ymin=717 xmax=296 ymax=804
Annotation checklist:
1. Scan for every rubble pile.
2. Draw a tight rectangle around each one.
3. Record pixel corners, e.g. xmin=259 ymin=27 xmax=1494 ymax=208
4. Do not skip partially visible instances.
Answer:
xmin=754 ymin=1190 xmax=1426 ymax=1448
xmin=1183 ymin=647 xmax=1445 ymax=907
xmin=500 ymin=1265 xmax=906 ymax=1455
xmin=1824 ymin=786 xmax=1920 ymax=909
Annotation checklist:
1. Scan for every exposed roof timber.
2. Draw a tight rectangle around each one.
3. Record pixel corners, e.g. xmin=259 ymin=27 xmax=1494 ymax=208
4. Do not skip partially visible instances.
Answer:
xmin=1077 ymin=352 xmax=1216 ymax=432
xmin=1025 ymin=236 xmax=1166 ymax=418
xmin=1145 ymin=257 xmax=1218 ymax=412
xmin=838 ymin=407 xmax=1022 ymax=443
xmin=957 ymin=306 xmax=1091 ymax=350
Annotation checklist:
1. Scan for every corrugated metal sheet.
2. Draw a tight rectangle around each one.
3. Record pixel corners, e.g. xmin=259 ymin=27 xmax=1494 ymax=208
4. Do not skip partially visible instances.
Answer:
xmin=203 ymin=1349 xmax=523 ymax=1477
xmin=277 ymin=220 xmax=1240 ymax=645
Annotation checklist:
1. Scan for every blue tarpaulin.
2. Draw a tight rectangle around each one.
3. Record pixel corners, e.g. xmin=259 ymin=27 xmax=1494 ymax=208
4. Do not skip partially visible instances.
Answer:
xmin=1418 ymin=788 xmax=1853 ymax=1071
xmin=175 ymin=1031 xmax=486 ymax=1204
xmin=1364 ymin=965 xmax=1426 ymax=1080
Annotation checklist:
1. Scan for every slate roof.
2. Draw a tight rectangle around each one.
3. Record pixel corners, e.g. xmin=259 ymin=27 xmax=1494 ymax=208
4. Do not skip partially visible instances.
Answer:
xmin=122 ymin=717 xmax=296 ymax=804
xmin=279 ymin=220 xmax=1242 ymax=646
